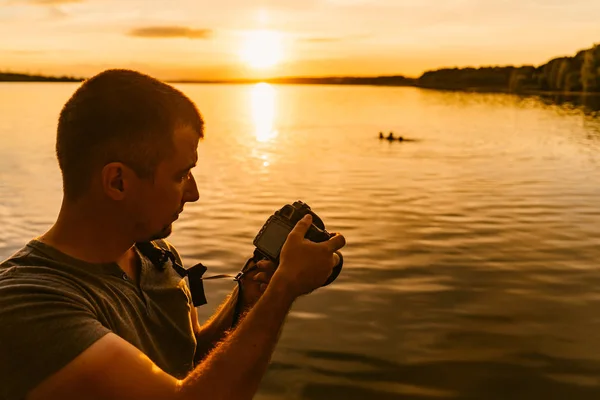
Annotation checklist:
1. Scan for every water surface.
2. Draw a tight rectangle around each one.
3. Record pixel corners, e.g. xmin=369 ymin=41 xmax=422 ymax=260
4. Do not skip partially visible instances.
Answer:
xmin=2 ymin=83 xmax=600 ymax=399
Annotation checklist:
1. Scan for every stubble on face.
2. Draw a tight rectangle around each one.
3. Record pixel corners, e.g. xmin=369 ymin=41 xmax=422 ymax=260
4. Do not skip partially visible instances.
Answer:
xmin=146 ymin=223 xmax=173 ymax=242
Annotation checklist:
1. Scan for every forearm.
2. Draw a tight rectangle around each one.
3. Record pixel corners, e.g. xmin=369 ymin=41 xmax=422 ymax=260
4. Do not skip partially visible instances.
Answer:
xmin=180 ymin=280 xmax=295 ymax=400
xmin=194 ymin=286 xmax=239 ymax=361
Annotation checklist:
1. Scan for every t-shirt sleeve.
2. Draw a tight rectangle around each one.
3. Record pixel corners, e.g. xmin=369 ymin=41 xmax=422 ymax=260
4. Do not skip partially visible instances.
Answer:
xmin=0 ymin=268 xmax=110 ymax=400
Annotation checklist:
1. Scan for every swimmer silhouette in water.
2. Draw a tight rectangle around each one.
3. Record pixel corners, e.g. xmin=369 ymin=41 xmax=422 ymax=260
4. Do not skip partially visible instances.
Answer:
xmin=378 ymin=131 xmax=417 ymax=142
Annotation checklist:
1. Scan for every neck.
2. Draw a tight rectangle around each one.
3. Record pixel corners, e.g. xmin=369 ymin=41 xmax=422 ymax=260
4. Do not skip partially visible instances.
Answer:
xmin=39 ymin=195 xmax=135 ymax=264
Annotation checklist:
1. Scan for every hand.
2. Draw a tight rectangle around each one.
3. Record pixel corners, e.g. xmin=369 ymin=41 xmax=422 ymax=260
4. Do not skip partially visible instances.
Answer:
xmin=238 ymin=259 xmax=277 ymax=309
xmin=272 ymin=214 xmax=346 ymax=299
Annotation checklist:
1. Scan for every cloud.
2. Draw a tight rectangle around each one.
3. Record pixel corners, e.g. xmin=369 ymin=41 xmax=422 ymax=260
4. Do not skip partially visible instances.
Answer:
xmin=128 ymin=26 xmax=213 ymax=39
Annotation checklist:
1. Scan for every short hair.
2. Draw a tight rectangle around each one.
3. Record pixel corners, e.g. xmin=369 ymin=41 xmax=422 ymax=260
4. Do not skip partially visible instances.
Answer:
xmin=56 ymin=69 xmax=204 ymax=200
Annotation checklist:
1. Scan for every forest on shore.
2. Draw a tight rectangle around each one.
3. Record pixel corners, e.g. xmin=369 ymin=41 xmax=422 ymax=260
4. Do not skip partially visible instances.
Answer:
xmin=417 ymin=44 xmax=600 ymax=93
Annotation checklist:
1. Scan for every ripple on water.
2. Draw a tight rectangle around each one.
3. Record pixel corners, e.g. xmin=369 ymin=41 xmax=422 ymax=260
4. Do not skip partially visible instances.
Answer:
xmin=4 ymin=85 xmax=600 ymax=398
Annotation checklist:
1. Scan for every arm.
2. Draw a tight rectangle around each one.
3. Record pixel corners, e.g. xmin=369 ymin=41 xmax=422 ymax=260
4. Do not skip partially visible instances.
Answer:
xmin=180 ymin=279 xmax=295 ymax=399
xmin=193 ymin=260 xmax=278 ymax=362
xmin=29 ymin=215 xmax=346 ymax=400
xmin=30 ymin=283 xmax=295 ymax=400
xmin=191 ymin=287 xmax=237 ymax=362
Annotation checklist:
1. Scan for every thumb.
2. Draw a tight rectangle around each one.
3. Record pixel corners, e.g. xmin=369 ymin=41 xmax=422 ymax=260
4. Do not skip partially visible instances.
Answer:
xmin=287 ymin=214 xmax=313 ymax=242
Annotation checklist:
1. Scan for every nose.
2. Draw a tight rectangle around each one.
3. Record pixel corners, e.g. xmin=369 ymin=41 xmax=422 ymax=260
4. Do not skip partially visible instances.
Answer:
xmin=184 ymin=173 xmax=200 ymax=203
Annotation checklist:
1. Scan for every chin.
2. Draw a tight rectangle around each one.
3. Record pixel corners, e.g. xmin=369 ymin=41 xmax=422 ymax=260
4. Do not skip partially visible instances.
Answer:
xmin=146 ymin=224 xmax=173 ymax=242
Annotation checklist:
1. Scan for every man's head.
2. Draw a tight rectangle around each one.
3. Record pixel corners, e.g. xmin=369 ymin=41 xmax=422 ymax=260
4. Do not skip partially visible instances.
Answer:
xmin=56 ymin=69 xmax=203 ymax=241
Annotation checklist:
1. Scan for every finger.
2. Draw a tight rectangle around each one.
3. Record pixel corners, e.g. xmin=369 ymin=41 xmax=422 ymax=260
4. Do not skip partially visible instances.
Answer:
xmin=332 ymin=252 xmax=340 ymax=267
xmin=287 ymin=214 xmax=313 ymax=242
xmin=256 ymin=259 xmax=277 ymax=272
xmin=253 ymin=267 xmax=276 ymax=281
xmin=252 ymin=272 xmax=269 ymax=283
xmin=243 ymin=264 xmax=275 ymax=282
xmin=325 ymin=233 xmax=346 ymax=253
xmin=256 ymin=269 xmax=276 ymax=282
xmin=259 ymin=283 xmax=268 ymax=292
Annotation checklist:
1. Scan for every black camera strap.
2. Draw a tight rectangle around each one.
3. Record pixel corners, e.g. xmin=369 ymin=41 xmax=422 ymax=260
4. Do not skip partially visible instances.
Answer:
xmin=230 ymin=249 xmax=264 ymax=327
xmin=136 ymin=241 xmax=237 ymax=307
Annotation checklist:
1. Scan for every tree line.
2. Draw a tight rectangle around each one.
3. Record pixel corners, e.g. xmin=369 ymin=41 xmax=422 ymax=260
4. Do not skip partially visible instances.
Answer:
xmin=418 ymin=44 xmax=600 ymax=93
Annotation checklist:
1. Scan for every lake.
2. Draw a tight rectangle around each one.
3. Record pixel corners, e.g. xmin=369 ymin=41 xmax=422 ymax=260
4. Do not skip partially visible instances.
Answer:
xmin=2 ymin=82 xmax=600 ymax=399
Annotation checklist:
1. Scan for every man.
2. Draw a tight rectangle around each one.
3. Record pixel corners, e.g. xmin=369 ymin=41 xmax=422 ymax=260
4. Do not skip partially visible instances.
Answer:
xmin=0 ymin=69 xmax=346 ymax=400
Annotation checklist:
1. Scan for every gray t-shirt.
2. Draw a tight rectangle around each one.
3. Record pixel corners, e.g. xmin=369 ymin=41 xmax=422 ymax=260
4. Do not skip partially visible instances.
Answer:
xmin=0 ymin=239 xmax=197 ymax=400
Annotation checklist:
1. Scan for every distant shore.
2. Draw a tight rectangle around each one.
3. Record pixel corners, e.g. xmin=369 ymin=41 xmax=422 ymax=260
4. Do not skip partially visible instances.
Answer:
xmin=3 ymin=73 xmax=599 ymax=99
xmin=3 ymin=74 xmax=598 ymax=98
xmin=0 ymin=72 xmax=82 ymax=82
xmin=0 ymin=72 xmax=416 ymax=85
xmin=172 ymin=75 xmax=416 ymax=86
xmin=3 ymin=40 xmax=600 ymax=97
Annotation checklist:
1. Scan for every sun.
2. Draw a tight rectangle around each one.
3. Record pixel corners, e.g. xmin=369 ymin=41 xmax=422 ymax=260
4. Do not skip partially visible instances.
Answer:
xmin=241 ymin=30 xmax=283 ymax=69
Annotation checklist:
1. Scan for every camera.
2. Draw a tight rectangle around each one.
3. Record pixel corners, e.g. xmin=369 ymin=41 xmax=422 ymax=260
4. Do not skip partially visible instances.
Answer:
xmin=252 ymin=201 xmax=343 ymax=286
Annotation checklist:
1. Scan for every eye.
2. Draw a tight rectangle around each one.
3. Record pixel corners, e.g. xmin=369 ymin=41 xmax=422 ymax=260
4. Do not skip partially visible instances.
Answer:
xmin=178 ymin=171 xmax=190 ymax=181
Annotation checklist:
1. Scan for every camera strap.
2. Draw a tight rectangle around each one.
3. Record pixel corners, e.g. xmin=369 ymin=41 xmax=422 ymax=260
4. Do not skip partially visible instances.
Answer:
xmin=136 ymin=241 xmax=238 ymax=307
xmin=230 ymin=249 xmax=264 ymax=327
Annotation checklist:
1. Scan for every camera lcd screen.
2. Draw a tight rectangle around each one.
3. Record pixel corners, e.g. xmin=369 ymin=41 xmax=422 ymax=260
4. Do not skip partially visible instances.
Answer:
xmin=256 ymin=219 xmax=292 ymax=259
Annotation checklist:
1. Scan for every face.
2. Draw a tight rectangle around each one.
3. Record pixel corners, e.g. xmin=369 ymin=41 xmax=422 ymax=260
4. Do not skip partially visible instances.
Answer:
xmin=129 ymin=125 xmax=200 ymax=242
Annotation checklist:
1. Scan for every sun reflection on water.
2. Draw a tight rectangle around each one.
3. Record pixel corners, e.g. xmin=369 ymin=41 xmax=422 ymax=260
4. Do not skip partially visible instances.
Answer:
xmin=251 ymin=82 xmax=278 ymax=143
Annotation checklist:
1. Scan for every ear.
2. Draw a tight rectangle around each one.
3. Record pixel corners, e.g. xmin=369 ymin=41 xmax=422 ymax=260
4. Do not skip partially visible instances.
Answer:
xmin=101 ymin=162 xmax=129 ymax=200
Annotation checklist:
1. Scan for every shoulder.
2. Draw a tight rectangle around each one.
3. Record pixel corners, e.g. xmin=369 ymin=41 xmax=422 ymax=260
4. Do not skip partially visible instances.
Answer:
xmin=0 ymin=244 xmax=98 ymax=310
xmin=0 ymin=247 xmax=110 ymax=400
xmin=0 ymin=263 xmax=97 ymax=313
xmin=1 ymin=243 xmax=37 ymax=272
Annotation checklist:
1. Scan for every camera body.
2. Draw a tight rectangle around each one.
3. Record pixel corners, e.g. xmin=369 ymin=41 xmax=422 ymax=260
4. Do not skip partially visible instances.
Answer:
xmin=253 ymin=201 xmax=343 ymax=286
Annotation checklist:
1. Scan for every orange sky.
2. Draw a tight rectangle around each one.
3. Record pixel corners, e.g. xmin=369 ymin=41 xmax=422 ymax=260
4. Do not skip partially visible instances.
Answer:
xmin=1 ymin=0 xmax=599 ymax=80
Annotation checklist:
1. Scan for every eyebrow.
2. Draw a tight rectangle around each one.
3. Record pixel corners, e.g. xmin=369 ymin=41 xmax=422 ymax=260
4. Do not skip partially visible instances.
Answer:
xmin=176 ymin=162 xmax=197 ymax=176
